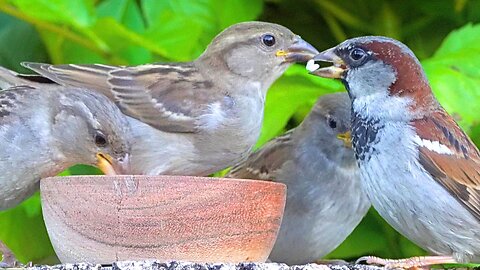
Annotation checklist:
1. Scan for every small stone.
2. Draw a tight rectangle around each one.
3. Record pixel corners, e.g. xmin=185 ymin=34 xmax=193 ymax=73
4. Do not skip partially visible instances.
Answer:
xmin=26 ymin=260 xmax=384 ymax=270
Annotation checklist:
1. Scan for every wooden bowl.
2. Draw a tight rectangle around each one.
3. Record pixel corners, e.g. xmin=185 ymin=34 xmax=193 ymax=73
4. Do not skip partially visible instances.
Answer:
xmin=40 ymin=175 xmax=286 ymax=264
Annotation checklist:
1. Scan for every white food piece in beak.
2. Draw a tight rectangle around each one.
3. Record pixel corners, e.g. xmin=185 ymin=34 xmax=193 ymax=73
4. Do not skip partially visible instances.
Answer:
xmin=306 ymin=59 xmax=320 ymax=72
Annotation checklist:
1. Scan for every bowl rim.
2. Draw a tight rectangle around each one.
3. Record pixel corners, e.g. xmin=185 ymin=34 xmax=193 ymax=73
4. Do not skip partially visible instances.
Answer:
xmin=41 ymin=175 xmax=287 ymax=189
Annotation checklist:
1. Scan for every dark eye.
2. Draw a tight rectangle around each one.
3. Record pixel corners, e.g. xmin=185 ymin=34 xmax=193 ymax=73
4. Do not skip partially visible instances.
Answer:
xmin=94 ymin=131 xmax=108 ymax=147
xmin=349 ymin=48 xmax=367 ymax=61
xmin=262 ymin=34 xmax=276 ymax=47
xmin=327 ymin=116 xmax=337 ymax=129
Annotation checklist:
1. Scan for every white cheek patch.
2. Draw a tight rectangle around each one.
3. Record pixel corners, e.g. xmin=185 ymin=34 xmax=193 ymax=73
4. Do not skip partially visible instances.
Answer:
xmin=306 ymin=59 xmax=320 ymax=72
xmin=413 ymin=136 xmax=453 ymax=155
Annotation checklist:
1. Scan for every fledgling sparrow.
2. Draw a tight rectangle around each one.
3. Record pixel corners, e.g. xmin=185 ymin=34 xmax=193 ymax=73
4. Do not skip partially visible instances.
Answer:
xmin=13 ymin=21 xmax=318 ymax=176
xmin=0 ymin=68 xmax=131 ymax=210
xmin=309 ymin=36 xmax=480 ymax=267
xmin=227 ymin=93 xmax=370 ymax=265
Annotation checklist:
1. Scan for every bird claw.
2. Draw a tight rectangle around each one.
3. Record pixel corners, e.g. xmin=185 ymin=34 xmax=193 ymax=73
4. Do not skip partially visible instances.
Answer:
xmin=355 ymin=255 xmax=457 ymax=269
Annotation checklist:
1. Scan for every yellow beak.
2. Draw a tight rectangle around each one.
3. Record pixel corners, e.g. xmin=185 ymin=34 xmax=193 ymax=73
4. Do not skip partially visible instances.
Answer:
xmin=276 ymin=37 xmax=319 ymax=62
xmin=309 ymin=47 xmax=346 ymax=79
xmin=337 ymin=131 xmax=352 ymax=149
xmin=96 ymin=152 xmax=117 ymax=175
xmin=276 ymin=50 xmax=288 ymax=57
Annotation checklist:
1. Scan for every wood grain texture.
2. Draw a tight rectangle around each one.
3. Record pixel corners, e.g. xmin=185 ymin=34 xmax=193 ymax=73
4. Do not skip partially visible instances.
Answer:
xmin=40 ymin=176 xmax=286 ymax=264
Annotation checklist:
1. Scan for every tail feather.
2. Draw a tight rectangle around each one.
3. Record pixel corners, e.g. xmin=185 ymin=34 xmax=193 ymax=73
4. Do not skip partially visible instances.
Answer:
xmin=22 ymin=62 xmax=115 ymax=99
xmin=0 ymin=66 xmax=55 ymax=90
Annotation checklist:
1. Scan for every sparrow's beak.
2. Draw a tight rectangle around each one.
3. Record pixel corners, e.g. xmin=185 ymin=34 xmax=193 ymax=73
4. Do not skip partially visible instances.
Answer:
xmin=277 ymin=36 xmax=319 ymax=63
xmin=308 ymin=47 xmax=346 ymax=79
xmin=96 ymin=152 xmax=130 ymax=175
xmin=337 ymin=131 xmax=352 ymax=149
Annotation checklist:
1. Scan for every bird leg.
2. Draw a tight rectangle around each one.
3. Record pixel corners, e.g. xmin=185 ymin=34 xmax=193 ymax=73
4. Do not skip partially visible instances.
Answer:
xmin=356 ymin=255 xmax=457 ymax=269
xmin=0 ymin=241 xmax=20 ymax=268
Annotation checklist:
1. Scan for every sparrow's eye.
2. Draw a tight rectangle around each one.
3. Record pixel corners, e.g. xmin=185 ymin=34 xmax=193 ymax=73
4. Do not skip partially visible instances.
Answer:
xmin=327 ymin=116 xmax=337 ymax=129
xmin=94 ymin=131 xmax=108 ymax=147
xmin=349 ymin=48 xmax=367 ymax=61
xmin=262 ymin=34 xmax=276 ymax=47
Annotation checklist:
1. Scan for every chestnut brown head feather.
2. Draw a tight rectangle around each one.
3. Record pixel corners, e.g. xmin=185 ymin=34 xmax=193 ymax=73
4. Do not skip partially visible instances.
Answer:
xmin=312 ymin=36 xmax=438 ymax=111
xmin=358 ymin=38 xmax=436 ymax=106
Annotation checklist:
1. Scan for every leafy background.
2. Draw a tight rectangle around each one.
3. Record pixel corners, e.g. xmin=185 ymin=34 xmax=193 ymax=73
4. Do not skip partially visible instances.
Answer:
xmin=0 ymin=0 xmax=479 ymax=265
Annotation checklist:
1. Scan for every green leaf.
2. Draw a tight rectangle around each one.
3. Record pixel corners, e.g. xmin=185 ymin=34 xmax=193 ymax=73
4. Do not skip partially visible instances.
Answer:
xmin=211 ymin=0 xmax=263 ymax=29
xmin=91 ymin=18 xmax=153 ymax=64
xmin=66 ymin=164 xmax=103 ymax=175
xmin=97 ymin=0 xmax=146 ymax=33
xmin=141 ymin=0 xmax=214 ymax=60
xmin=0 ymin=193 xmax=57 ymax=264
xmin=141 ymin=0 xmax=214 ymax=29
xmin=432 ymin=23 xmax=480 ymax=57
xmin=0 ymin=13 xmax=48 ymax=71
xmin=9 ymin=0 xmax=96 ymax=27
xmin=39 ymin=30 xmax=107 ymax=64
xmin=141 ymin=0 xmax=263 ymax=59
xmin=144 ymin=16 xmax=203 ymax=61
xmin=422 ymin=23 xmax=480 ymax=136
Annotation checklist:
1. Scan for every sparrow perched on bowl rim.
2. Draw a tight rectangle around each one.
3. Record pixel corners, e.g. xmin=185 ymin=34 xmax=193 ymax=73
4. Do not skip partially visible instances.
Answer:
xmin=13 ymin=21 xmax=319 ymax=176
xmin=308 ymin=36 xmax=480 ymax=268
xmin=0 ymin=67 xmax=131 ymax=210
xmin=227 ymin=92 xmax=370 ymax=265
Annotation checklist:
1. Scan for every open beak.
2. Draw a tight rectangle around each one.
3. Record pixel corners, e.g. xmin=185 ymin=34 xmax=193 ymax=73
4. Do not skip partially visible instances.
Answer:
xmin=96 ymin=152 xmax=130 ymax=175
xmin=308 ymin=47 xmax=346 ymax=79
xmin=337 ymin=131 xmax=352 ymax=149
xmin=276 ymin=36 xmax=319 ymax=63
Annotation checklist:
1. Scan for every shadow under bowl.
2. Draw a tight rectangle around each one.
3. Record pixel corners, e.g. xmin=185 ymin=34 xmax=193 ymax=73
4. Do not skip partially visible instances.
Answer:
xmin=40 ymin=175 xmax=286 ymax=264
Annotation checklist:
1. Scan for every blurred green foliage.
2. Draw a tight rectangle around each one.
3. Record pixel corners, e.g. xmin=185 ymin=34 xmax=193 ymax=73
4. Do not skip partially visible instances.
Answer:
xmin=0 ymin=0 xmax=479 ymax=265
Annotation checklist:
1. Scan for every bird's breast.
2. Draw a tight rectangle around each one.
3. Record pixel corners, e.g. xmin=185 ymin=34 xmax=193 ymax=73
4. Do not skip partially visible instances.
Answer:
xmin=351 ymin=111 xmax=384 ymax=162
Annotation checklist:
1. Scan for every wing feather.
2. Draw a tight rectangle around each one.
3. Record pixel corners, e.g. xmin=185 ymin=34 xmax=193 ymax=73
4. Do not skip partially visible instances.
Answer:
xmin=227 ymin=130 xmax=294 ymax=180
xmin=414 ymin=109 xmax=480 ymax=220
xmin=22 ymin=62 xmax=225 ymax=133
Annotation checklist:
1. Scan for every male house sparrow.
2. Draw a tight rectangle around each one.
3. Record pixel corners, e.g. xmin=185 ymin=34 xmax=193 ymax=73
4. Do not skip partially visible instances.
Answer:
xmin=0 ymin=68 xmax=131 ymax=210
xmin=14 ymin=21 xmax=318 ymax=176
xmin=309 ymin=36 xmax=480 ymax=267
xmin=227 ymin=93 xmax=370 ymax=265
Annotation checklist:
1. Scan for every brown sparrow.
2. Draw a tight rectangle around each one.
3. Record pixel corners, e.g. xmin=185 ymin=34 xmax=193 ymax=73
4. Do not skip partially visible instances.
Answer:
xmin=14 ymin=21 xmax=319 ymax=176
xmin=309 ymin=36 xmax=480 ymax=268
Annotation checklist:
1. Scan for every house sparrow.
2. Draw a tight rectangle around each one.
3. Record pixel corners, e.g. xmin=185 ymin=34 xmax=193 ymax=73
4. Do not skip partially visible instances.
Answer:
xmin=309 ymin=36 xmax=480 ymax=267
xmin=14 ymin=21 xmax=319 ymax=176
xmin=227 ymin=93 xmax=370 ymax=265
xmin=0 ymin=68 xmax=131 ymax=210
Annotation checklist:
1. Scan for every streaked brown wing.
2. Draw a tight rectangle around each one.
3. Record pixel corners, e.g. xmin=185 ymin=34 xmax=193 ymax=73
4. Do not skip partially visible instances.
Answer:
xmin=227 ymin=130 xmax=294 ymax=180
xmin=415 ymin=109 xmax=480 ymax=220
xmin=23 ymin=62 xmax=224 ymax=133
xmin=22 ymin=62 xmax=117 ymax=97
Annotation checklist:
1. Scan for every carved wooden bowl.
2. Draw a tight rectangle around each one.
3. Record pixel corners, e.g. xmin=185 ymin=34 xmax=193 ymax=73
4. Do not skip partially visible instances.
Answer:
xmin=40 ymin=175 xmax=286 ymax=264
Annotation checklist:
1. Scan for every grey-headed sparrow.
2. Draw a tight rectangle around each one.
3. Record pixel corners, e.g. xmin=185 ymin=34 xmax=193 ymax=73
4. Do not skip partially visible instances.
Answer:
xmin=0 ymin=67 xmax=131 ymax=210
xmin=228 ymin=93 xmax=370 ymax=265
